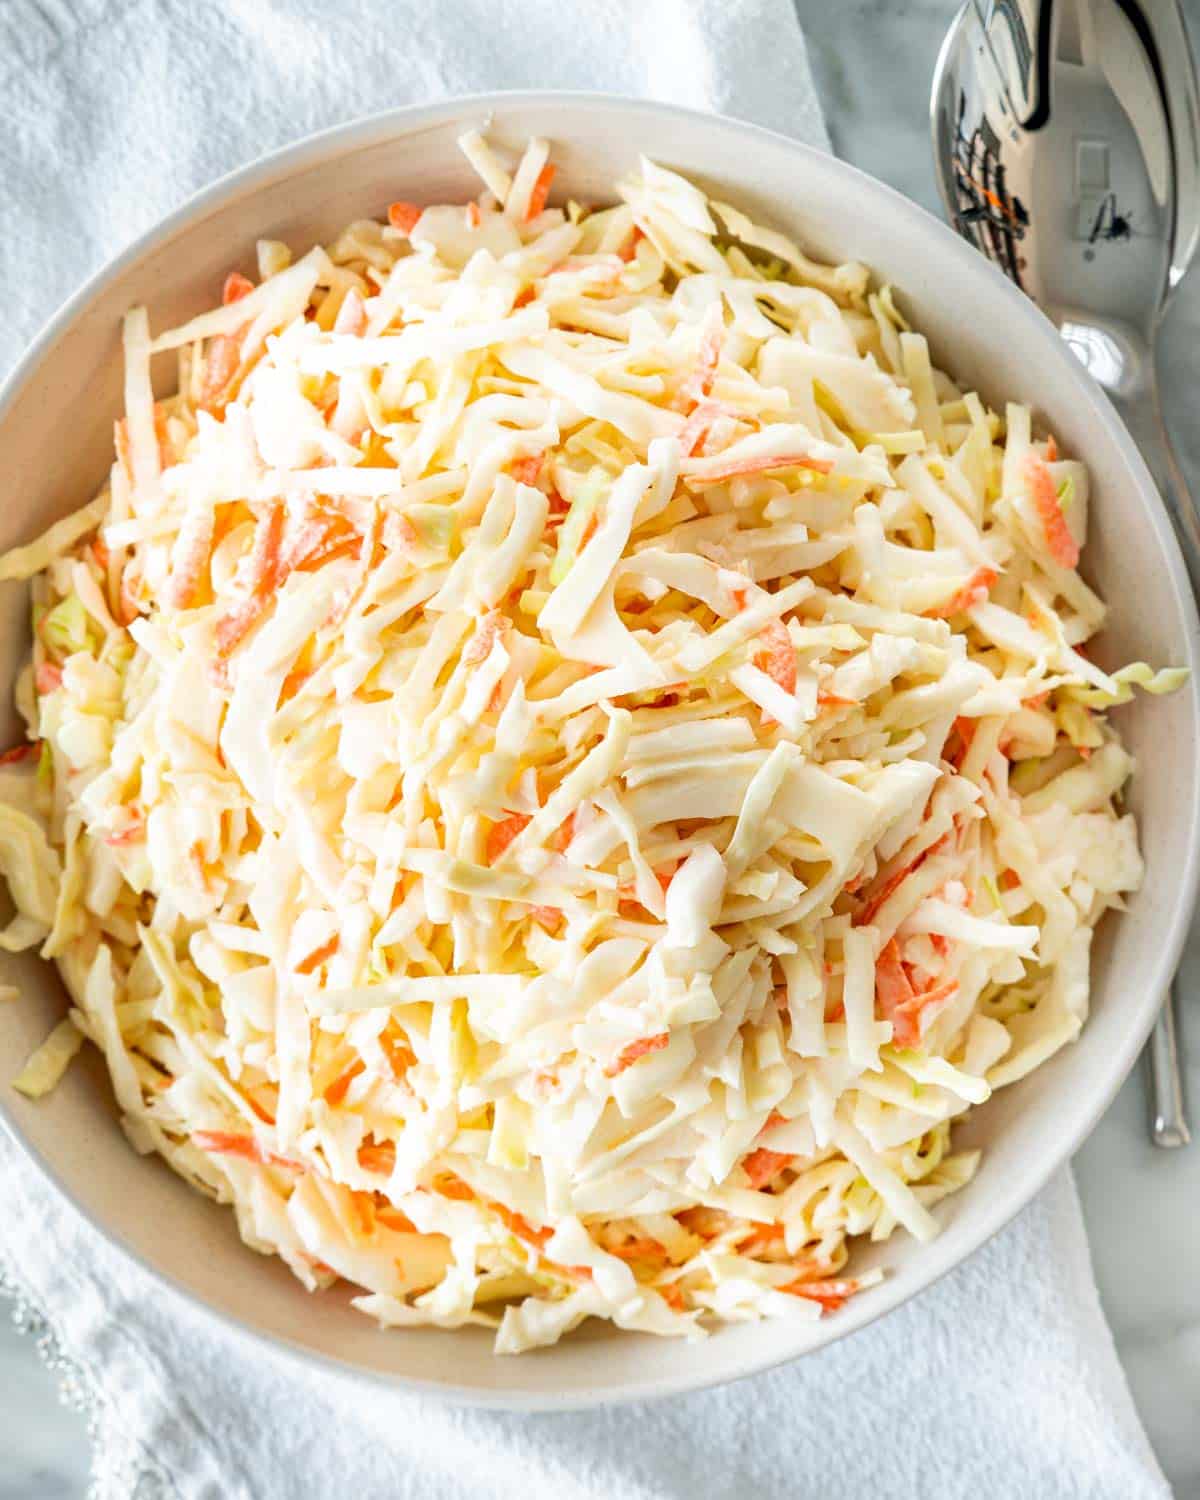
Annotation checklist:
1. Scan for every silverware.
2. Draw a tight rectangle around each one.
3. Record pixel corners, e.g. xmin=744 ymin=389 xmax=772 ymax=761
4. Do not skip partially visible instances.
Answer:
xmin=931 ymin=0 xmax=1197 ymax=1147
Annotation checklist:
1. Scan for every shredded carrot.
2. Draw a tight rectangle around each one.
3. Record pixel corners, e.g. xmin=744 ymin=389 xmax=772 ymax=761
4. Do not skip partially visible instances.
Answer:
xmin=357 ymin=1138 xmax=397 ymax=1175
xmin=198 ymin=333 xmax=242 ymax=413
xmin=165 ymin=505 xmax=216 ymax=610
xmin=891 ymin=979 xmax=959 ymax=1049
xmin=741 ymin=1147 xmax=794 ymax=1190
xmin=659 ymin=1282 xmax=687 ymax=1311
xmin=525 ymin=163 xmax=556 ymax=222
xmin=738 ymin=1222 xmax=785 ymax=1253
xmin=1045 ymin=434 xmax=1058 ymax=462
xmin=509 ymin=453 xmax=545 ymax=486
xmin=495 ymin=1202 xmax=553 ymax=1248
xmin=817 ymin=689 xmax=856 ymax=709
xmin=513 ymin=285 xmax=536 ymax=309
xmin=676 ymin=399 xmax=724 ymax=458
xmin=754 ymin=618 xmax=798 ymax=696
xmin=924 ymin=566 xmax=997 ymax=619
xmin=436 ymin=1173 xmax=476 ymax=1202
xmin=681 ymin=321 xmax=724 ymax=406
xmin=376 ymin=1204 xmax=417 ymax=1234
xmin=192 ymin=1130 xmax=301 ymax=1171
xmin=999 ymin=868 xmax=1020 ymax=891
xmin=380 ymin=1029 xmax=416 ymax=1079
xmin=686 ymin=451 xmax=834 ymax=483
xmin=0 ymin=742 xmax=37 ymax=766
xmin=855 ymin=832 xmax=951 ymax=927
xmin=35 ymin=662 xmax=62 ymax=695
xmin=780 ymin=1276 xmax=859 ymax=1313
xmin=530 ymin=904 xmax=563 ymax=933
xmin=247 ymin=1093 xmax=277 ymax=1125
xmin=463 ymin=609 xmax=507 ymax=665
xmin=1023 ymin=451 xmax=1079 ymax=568
xmin=618 ymin=226 xmax=643 ymax=262
xmin=323 ymin=1060 xmax=365 ymax=1107
xmin=103 ymin=816 xmax=145 ymax=848
xmin=873 ymin=938 xmax=915 ymax=1023
xmin=279 ymin=667 xmax=311 ymax=703
xmin=550 ymin=811 xmax=575 ymax=853
xmin=947 ymin=715 xmax=977 ymax=771
xmin=492 ymin=1205 xmax=589 ymax=1281
xmin=465 ymin=200 xmax=482 ymax=229
xmin=485 ymin=812 xmax=531 ymax=863
xmin=387 ymin=201 xmax=423 ymax=234
xmin=605 ymin=1031 xmax=669 ymax=1077
xmin=295 ymin=934 xmax=339 ymax=976
xmin=222 ymin=271 xmax=255 ymax=305
xmin=214 ymin=503 xmax=285 ymax=656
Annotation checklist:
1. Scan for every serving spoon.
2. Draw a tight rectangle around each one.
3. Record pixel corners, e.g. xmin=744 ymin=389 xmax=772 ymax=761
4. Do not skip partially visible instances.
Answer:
xmin=931 ymin=0 xmax=1199 ymax=1145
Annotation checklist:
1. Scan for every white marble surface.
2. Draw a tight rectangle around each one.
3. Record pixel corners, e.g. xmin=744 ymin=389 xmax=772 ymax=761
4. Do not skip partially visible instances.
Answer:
xmin=3 ymin=2 xmax=1200 ymax=1496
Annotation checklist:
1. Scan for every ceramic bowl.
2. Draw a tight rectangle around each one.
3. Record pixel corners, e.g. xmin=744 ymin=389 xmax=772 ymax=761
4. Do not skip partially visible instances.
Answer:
xmin=1 ymin=93 xmax=1197 ymax=1407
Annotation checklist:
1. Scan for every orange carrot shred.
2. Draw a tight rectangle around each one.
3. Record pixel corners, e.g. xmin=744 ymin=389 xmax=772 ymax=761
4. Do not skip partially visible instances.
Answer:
xmin=35 ymin=662 xmax=62 ymax=695
xmin=890 ymin=979 xmax=959 ymax=1049
xmin=323 ymin=1059 xmax=365 ymax=1106
xmin=463 ymin=610 xmax=506 ymax=665
xmin=686 ymin=451 xmax=834 ymax=483
xmin=103 ymin=816 xmax=145 ymax=848
xmin=855 ymin=833 xmax=951 ymax=927
xmin=380 ymin=1030 xmax=416 ymax=1079
xmin=525 ymin=163 xmax=556 ymax=222
xmin=681 ymin=321 xmax=724 ymax=406
xmin=1023 ymin=452 xmax=1079 ymax=569
xmin=0 ymin=742 xmax=37 ymax=766
xmin=222 ymin=271 xmax=255 ymax=305
xmin=741 ymin=1147 xmax=794 ymax=1190
xmin=214 ymin=503 xmax=285 ymax=657
xmin=192 ymin=1130 xmax=301 ymax=1171
xmin=376 ymin=1205 xmax=417 ymax=1234
xmin=780 ymin=1276 xmax=859 ymax=1313
xmin=388 ymin=201 xmax=423 ymax=234
xmin=357 ymin=1139 xmax=397 ymax=1175
xmin=486 ymin=812 xmax=531 ymax=863
xmin=295 ymin=934 xmax=339 ymax=976
xmin=605 ymin=1032 xmax=669 ymax=1077
xmin=754 ymin=618 xmax=798 ymax=696
xmin=509 ymin=453 xmax=545 ymax=486
xmin=923 ymin=566 xmax=997 ymax=619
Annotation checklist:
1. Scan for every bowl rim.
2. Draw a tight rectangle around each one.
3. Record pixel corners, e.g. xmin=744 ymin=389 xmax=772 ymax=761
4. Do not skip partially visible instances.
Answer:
xmin=2 ymin=88 xmax=1198 ymax=1410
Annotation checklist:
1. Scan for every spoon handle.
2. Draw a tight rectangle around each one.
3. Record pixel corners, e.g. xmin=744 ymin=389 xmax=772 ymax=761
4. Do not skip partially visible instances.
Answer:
xmin=1150 ymin=982 xmax=1191 ymax=1148
xmin=1108 ymin=373 xmax=1194 ymax=1148
xmin=1109 ymin=371 xmax=1200 ymax=595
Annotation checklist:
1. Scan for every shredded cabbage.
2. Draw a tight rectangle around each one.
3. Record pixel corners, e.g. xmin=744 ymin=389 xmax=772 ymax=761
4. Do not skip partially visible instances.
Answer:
xmin=0 ymin=134 xmax=1181 ymax=1353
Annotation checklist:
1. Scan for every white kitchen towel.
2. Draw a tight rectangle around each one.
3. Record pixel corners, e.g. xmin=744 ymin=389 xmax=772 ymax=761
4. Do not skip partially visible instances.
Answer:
xmin=0 ymin=1 xmax=1169 ymax=1497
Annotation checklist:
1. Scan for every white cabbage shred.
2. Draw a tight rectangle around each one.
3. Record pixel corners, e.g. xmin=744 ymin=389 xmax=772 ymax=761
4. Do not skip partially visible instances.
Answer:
xmin=0 ymin=136 xmax=1179 ymax=1352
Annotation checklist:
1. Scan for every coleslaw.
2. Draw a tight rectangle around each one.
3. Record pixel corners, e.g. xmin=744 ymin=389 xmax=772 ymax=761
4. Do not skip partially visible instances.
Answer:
xmin=1 ymin=135 xmax=1183 ymax=1352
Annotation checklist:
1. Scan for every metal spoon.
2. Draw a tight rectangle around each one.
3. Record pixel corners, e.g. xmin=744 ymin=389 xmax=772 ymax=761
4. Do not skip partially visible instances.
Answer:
xmin=931 ymin=0 xmax=1198 ymax=1146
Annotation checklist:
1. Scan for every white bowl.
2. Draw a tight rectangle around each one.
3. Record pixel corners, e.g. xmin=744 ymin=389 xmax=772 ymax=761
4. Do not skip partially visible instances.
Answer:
xmin=1 ymin=93 xmax=1197 ymax=1408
